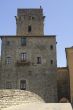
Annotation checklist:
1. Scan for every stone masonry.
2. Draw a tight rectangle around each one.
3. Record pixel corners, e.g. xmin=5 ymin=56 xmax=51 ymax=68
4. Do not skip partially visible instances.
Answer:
xmin=16 ymin=8 xmax=44 ymax=36
xmin=0 ymin=7 xmax=73 ymax=107
xmin=0 ymin=8 xmax=58 ymax=103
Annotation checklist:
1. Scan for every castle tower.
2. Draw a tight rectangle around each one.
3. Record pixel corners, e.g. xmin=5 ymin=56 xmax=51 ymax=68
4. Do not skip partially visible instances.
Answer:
xmin=15 ymin=7 xmax=45 ymax=36
xmin=0 ymin=8 xmax=58 ymax=102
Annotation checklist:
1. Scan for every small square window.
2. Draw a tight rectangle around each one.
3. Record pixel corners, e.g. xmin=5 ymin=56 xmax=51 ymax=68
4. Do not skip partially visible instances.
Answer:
xmin=21 ymin=37 xmax=26 ymax=46
xmin=37 ymin=57 xmax=41 ymax=64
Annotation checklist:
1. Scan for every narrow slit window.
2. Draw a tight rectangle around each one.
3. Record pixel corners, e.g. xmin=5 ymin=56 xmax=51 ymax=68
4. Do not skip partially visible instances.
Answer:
xmin=37 ymin=57 xmax=41 ymax=64
xmin=28 ymin=25 xmax=31 ymax=32
xmin=50 ymin=45 xmax=53 ymax=50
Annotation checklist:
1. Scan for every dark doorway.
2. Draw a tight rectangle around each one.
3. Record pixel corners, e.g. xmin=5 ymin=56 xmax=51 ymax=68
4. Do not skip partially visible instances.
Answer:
xmin=20 ymin=80 xmax=26 ymax=90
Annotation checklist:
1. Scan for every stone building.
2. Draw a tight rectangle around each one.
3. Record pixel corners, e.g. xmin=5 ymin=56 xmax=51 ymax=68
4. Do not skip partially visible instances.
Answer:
xmin=0 ymin=8 xmax=57 ymax=103
xmin=57 ymin=47 xmax=73 ymax=105
xmin=0 ymin=7 xmax=73 ymax=106
xmin=57 ymin=67 xmax=70 ymax=102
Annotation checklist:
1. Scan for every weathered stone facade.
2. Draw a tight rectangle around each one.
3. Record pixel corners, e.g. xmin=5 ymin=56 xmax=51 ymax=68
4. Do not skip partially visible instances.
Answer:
xmin=0 ymin=7 xmax=73 ymax=106
xmin=0 ymin=8 xmax=58 ymax=103
xmin=0 ymin=35 xmax=57 ymax=102
xmin=57 ymin=67 xmax=70 ymax=102
xmin=65 ymin=47 xmax=73 ymax=105
xmin=16 ymin=8 xmax=44 ymax=36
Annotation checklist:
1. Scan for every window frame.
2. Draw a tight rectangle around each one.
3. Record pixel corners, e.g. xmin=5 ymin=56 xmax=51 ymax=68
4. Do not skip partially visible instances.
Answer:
xmin=20 ymin=80 xmax=26 ymax=90
xmin=6 ymin=57 xmax=12 ymax=64
xmin=21 ymin=37 xmax=26 ymax=46
xmin=37 ymin=57 xmax=41 ymax=64
xmin=21 ymin=52 xmax=27 ymax=61
xmin=28 ymin=25 xmax=31 ymax=32
xmin=6 ymin=81 xmax=12 ymax=89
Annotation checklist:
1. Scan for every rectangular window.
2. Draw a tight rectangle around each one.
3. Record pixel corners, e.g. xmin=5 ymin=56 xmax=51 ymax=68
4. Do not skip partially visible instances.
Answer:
xmin=28 ymin=25 xmax=31 ymax=32
xmin=50 ymin=45 xmax=53 ymax=50
xmin=21 ymin=53 xmax=27 ymax=61
xmin=6 ymin=57 xmax=11 ymax=64
xmin=21 ymin=37 xmax=26 ymax=46
xmin=37 ymin=57 xmax=41 ymax=64
xmin=20 ymin=80 xmax=26 ymax=90
xmin=51 ymin=60 xmax=53 ymax=65
xmin=6 ymin=81 xmax=12 ymax=89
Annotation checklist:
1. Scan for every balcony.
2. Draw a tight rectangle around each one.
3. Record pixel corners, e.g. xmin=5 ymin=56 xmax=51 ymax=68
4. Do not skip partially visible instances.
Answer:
xmin=16 ymin=60 xmax=30 ymax=66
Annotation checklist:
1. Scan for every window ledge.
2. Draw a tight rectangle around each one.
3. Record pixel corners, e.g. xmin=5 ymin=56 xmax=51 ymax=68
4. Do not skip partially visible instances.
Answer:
xmin=16 ymin=60 xmax=30 ymax=66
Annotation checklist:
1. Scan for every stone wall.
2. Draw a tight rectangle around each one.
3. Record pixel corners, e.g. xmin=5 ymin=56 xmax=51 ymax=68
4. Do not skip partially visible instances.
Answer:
xmin=57 ymin=67 xmax=70 ymax=102
xmin=66 ymin=47 xmax=73 ymax=105
xmin=0 ymin=35 xmax=58 ymax=102
xmin=16 ymin=8 xmax=44 ymax=36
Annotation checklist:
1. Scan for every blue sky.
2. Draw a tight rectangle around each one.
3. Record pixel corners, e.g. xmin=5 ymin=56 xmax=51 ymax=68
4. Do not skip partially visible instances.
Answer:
xmin=0 ymin=0 xmax=73 ymax=67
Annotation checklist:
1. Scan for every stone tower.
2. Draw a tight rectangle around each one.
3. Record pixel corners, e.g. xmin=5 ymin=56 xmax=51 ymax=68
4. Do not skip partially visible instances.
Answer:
xmin=0 ymin=8 xmax=58 ymax=102
xmin=16 ymin=7 xmax=45 ymax=36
